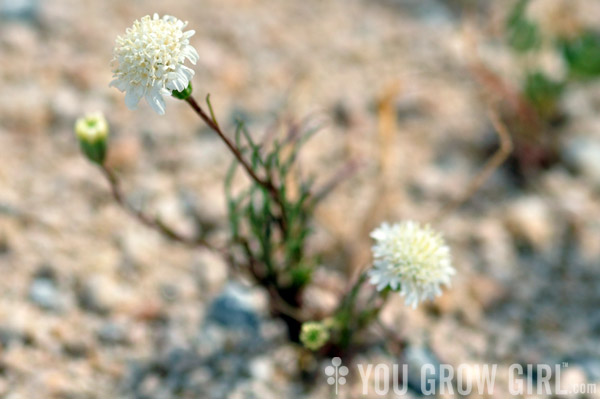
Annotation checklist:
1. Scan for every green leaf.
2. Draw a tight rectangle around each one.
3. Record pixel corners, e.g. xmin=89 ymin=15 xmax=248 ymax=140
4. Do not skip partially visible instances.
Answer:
xmin=560 ymin=30 xmax=600 ymax=80
xmin=506 ymin=0 xmax=541 ymax=53
xmin=523 ymin=71 xmax=564 ymax=118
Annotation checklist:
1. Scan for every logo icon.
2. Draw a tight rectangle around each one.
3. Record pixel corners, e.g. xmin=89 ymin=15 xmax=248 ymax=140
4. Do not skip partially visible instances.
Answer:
xmin=325 ymin=357 xmax=349 ymax=395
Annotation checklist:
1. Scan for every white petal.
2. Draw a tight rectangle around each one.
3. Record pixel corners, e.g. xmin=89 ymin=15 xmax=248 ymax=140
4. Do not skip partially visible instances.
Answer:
xmin=182 ymin=46 xmax=199 ymax=64
xmin=179 ymin=65 xmax=194 ymax=80
xmin=145 ymin=91 xmax=166 ymax=115
xmin=167 ymin=75 xmax=184 ymax=91
xmin=124 ymin=88 xmax=143 ymax=109
xmin=109 ymin=78 xmax=127 ymax=91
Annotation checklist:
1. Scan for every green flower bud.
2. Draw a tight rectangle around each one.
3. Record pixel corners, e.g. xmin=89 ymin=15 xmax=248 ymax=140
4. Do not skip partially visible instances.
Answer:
xmin=171 ymin=82 xmax=193 ymax=100
xmin=75 ymin=112 xmax=109 ymax=165
xmin=300 ymin=321 xmax=330 ymax=351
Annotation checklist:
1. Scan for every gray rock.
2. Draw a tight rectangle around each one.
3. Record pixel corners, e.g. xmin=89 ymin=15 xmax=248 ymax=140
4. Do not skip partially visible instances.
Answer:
xmin=404 ymin=344 xmax=442 ymax=395
xmin=248 ymin=356 xmax=273 ymax=381
xmin=28 ymin=274 xmax=61 ymax=311
xmin=75 ymin=279 xmax=110 ymax=315
xmin=563 ymin=136 xmax=600 ymax=188
xmin=0 ymin=0 xmax=38 ymax=21
xmin=381 ymin=0 xmax=455 ymax=26
xmin=97 ymin=323 xmax=129 ymax=345
xmin=205 ymin=283 xmax=260 ymax=332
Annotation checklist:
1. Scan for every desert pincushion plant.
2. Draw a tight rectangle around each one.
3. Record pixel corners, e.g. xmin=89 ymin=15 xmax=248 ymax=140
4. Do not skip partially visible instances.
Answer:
xmin=74 ymin=13 xmax=464 ymax=357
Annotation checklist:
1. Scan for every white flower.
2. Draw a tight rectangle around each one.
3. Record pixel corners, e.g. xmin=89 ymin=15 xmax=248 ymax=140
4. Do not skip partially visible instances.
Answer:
xmin=368 ymin=221 xmax=454 ymax=308
xmin=110 ymin=14 xmax=199 ymax=115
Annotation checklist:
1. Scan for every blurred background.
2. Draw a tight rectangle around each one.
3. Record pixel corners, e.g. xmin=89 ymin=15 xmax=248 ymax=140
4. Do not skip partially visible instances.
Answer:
xmin=1 ymin=0 xmax=600 ymax=397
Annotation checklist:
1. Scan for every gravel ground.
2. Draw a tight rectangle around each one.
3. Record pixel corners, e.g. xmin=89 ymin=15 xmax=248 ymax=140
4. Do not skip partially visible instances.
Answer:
xmin=1 ymin=0 xmax=600 ymax=398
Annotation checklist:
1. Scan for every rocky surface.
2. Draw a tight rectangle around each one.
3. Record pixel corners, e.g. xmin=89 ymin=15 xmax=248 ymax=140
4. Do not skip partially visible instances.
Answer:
xmin=1 ymin=0 xmax=600 ymax=398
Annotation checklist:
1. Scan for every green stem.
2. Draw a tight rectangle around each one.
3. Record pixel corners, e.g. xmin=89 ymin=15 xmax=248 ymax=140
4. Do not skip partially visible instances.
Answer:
xmin=100 ymin=165 xmax=216 ymax=250
xmin=185 ymin=95 xmax=288 ymax=232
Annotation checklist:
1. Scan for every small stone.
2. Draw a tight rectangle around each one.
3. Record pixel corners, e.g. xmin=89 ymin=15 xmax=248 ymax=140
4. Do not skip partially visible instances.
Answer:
xmin=404 ymin=345 xmax=441 ymax=394
xmin=504 ymin=196 xmax=555 ymax=250
xmin=469 ymin=275 xmax=506 ymax=310
xmin=205 ymin=283 xmax=260 ymax=332
xmin=248 ymin=356 xmax=273 ymax=381
xmin=562 ymin=136 xmax=600 ymax=188
xmin=0 ymin=327 xmax=26 ymax=348
xmin=75 ymin=279 xmax=110 ymax=315
xmin=97 ymin=323 xmax=129 ymax=345
xmin=0 ymin=0 xmax=38 ymax=21
xmin=194 ymin=251 xmax=228 ymax=295
xmin=28 ymin=276 xmax=61 ymax=311
xmin=62 ymin=341 xmax=89 ymax=358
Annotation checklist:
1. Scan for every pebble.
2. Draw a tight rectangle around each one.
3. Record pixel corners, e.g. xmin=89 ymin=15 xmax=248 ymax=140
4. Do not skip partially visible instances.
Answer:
xmin=75 ymin=279 xmax=110 ymax=315
xmin=205 ymin=283 xmax=260 ymax=332
xmin=404 ymin=345 xmax=442 ymax=394
xmin=469 ymin=275 xmax=506 ymax=310
xmin=0 ymin=0 xmax=38 ymax=21
xmin=96 ymin=323 xmax=129 ymax=345
xmin=28 ymin=275 xmax=62 ymax=312
xmin=562 ymin=136 xmax=600 ymax=189
xmin=504 ymin=196 xmax=556 ymax=250
xmin=248 ymin=356 xmax=273 ymax=381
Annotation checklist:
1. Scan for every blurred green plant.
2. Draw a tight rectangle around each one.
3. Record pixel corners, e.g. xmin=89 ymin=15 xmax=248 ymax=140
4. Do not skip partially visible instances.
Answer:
xmin=506 ymin=0 xmax=541 ymax=53
xmin=505 ymin=0 xmax=600 ymax=120
xmin=560 ymin=30 xmax=600 ymax=80
xmin=522 ymin=71 xmax=564 ymax=120
xmin=485 ymin=0 xmax=600 ymax=177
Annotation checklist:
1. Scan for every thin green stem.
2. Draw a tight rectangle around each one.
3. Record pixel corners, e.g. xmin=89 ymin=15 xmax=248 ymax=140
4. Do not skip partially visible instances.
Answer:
xmin=99 ymin=165 xmax=216 ymax=250
xmin=185 ymin=95 xmax=288 ymax=232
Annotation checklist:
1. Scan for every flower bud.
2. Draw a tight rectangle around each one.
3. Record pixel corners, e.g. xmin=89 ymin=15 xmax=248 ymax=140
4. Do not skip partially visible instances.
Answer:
xmin=75 ymin=112 xmax=109 ymax=165
xmin=300 ymin=321 xmax=330 ymax=351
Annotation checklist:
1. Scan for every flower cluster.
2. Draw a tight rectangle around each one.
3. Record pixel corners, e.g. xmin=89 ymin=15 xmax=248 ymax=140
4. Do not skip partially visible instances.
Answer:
xmin=369 ymin=221 xmax=454 ymax=308
xmin=110 ymin=14 xmax=199 ymax=115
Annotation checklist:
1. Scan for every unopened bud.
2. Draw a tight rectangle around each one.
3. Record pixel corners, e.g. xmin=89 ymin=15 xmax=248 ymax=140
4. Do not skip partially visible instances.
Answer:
xmin=75 ymin=111 xmax=109 ymax=164
xmin=300 ymin=321 xmax=330 ymax=351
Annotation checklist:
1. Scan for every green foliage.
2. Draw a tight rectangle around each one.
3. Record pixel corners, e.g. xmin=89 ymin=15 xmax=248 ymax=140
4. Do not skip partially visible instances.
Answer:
xmin=560 ymin=31 xmax=600 ymax=80
xmin=504 ymin=1 xmax=600 ymax=124
xmin=523 ymin=71 xmax=564 ymax=119
xmin=506 ymin=0 xmax=541 ymax=53
xmin=225 ymin=118 xmax=320 ymax=308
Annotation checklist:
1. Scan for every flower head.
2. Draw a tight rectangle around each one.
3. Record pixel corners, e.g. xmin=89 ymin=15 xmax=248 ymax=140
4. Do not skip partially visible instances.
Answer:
xmin=74 ymin=111 xmax=109 ymax=164
xmin=300 ymin=321 xmax=330 ymax=351
xmin=369 ymin=221 xmax=454 ymax=308
xmin=110 ymin=14 xmax=199 ymax=115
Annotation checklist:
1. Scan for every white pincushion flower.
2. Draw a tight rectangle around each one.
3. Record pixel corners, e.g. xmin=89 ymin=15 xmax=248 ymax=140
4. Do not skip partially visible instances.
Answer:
xmin=369 ymin=221 xmax=454 ymax=308
xmin=110 ymin=14 xmax=199 ymax=115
